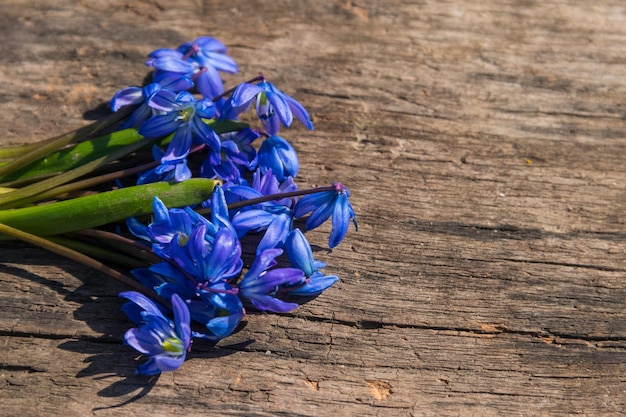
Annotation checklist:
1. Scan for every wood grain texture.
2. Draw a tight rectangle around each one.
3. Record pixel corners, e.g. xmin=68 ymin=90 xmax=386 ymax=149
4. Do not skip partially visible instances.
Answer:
xmin=1 ymin=1 xmax=625 ymax=416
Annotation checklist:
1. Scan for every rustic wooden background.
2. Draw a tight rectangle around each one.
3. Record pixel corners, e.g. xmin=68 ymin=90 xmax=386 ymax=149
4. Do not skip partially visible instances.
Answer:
xmin=1 ymin=1 xmax=625 ymax=416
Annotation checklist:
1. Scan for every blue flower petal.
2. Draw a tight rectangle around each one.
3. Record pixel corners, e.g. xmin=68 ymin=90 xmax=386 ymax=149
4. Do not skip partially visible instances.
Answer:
xmin=256 ymin=212 xmax=292 ymax=255
xmin=148 ymin=89 xmax=179 ymax=112
xmin=305 ymin=197 xmax=335 ymax=231
xmin=246 ymin=248 xmax=281 ymax=282
xmin=171 ymin=293 xmax=191 ymax=347
xmin=139 ymin=112 xmax=179 ymax=138
xmin=124 ymin=326 xmax=165 ymax=355
xmin=110 ymin=86 xmax=143 ymax=111
xmin=186 ymin=37 xmax=227 ymax=53
xmin=196 ymin=65 xmax=224 ymax=99
xmin=266 ymin=90 xmax=293 ymax=128
xmin=293 ymin=191 xmax=333 ymax=219
xmin=284 ymin=94 xmax=313 ymax=130
xmin=191 ymin=115 xmax=221 ymax=152
xmin=199 ymin=51 xmax=238 ymax=73
xmin=231 ymin=209 xmax=276 ymax=235
xmin=120 ymin=291 xmax=164 ymax=317
xmin=161 ymin=125 xmax=193 ymax=162
xmin=203 ymin=227 xmax=242 ymax=282
xmin=288 ymin=273 xmax=339 ymax=296
xmin=285 ymin=228 xmax=316 ymax=276
xmin=245 ymin=267 xmax=303 ymax=294
xmin=153 ymin=72 xmax=194 ymax=92
xmin=248 ymin=294 xmax=299 ymax=313
xmin=231 ymin=83 xmax=264 ymax=108
xmin=258 ymin=136 xmax=298 ymax=180
xmin=136 ymin=354 xmax=186 ymax=376
xmin=150 ymin=55 xmax=196 ymax=73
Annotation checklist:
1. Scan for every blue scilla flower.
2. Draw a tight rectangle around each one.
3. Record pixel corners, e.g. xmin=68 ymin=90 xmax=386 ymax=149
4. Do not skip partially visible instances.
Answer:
xmin=127 ymin=196 xmax=210 ymax=250
xmin=284 ymin=229 xmax=339 ymax=296
xmin=132 ymin=262 xmax=197 ymax=301
xmin=137 ymin=146 xmax=192 ymax=185
xmin=132 ymin=263 xmax=244 ymax=342
xmin=257 ymin=135 xmax=298 ymax=181
xmin=110 ymin=83 xmax=160 ymax=125
xmin=232 ymin=209 xmax=293 ymax=256
xmin=120 ymin=291 xmax=191 ymax=376
xmin=146 ymin=37 xmax=237 ymax=100
xmin=201 ymin=128 xmax=260 ymax=181
xmin=176 ymin=37 xmax=238 ymax=100
xmin=238 ymin=249 xmax=304 ymax=313
xmin=143 ymin=190 xmax=242 ymax=282
xmin=139 ymin=91 xmax=220 ymax=163
xmin=129 ymin=185 xmax=237 ymax=259
xmin=191 ymin=282 xmax=244 ymax=341
xmin=226 ymin=169 xmax=298 ymax=254
xmin=169 ymin=223 xmax=243 ymax=284
xmin=294 ymin=183 xmax=358 ymax=248
xmin=110 ymin=75 xmax=194 ymax=130
xmin=221 ymin=79 xmax=313 ymax=135
xmin=226 ymin=168 xmax=297 ymax=210
xmin=176 ymin=37 xmax=238 ymax=73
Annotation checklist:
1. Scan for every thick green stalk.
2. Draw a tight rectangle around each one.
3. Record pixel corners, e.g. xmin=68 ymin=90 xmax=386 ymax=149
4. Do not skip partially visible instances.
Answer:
xmin=0 ymin=119 xmax=248 ymax=186
xmin=0 ymin=136 xmax=158 ymax=209
xmin=0 ymin=178 xmax=218 ymax=239
xmin=13 ymin=159 xmax=160 ymax=204
xmin=0 ymin=127 xmax=146 ymax=185
xmin=0 ymin=135 xmax=69 ymax=160
xmin=0 ymin=106 xmax=133 ymax=175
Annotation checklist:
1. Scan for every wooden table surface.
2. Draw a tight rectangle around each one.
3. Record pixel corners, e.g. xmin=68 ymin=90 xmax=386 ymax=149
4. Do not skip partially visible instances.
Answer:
xmin=1 ymin=1 xmax=625 ymax=416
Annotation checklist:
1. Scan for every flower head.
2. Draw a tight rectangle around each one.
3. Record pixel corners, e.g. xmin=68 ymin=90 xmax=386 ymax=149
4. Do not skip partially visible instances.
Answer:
xmin=169 ymin=223 xmax=243 ymax=284
xmin=191 ymin=281 xmax=244 ymax=341
xmin=284 ymin=229 xmax=339 ymax=296
xmin=126 ymin=196 xmax=209 ymax=253
xmin=128 ymin=187 xmax=235 ymax=261
xmin=176 ymin=37 xmax=238 ymax=99
xmin=138 ymin=91 xmax=220 ymax=163
xmin=225 ymin=168 xmax=297 ymax=210
xmin=146 ymin=37 xmax=238 ymax=100
xmin=257 ymin=135 xmax=298 ymax=181
xmin=221 ymin=80 xmax=313 ymax=135
xmin=132 ymin=264 xmax=244 ymax=342
xmin=238 ymin=249 xmax=304 ymax=313
xmin=120 ymin=291 xmax=191 ymax=376
xmin=201 ymin=128 xmax=260 ymax=181
xmin=137 ymin=146 xmax=192 ymax=184
xmin=294 ymin=183 xmax=357 ymax=248
xmin=110 ymin=75 xmax=194 ymax=130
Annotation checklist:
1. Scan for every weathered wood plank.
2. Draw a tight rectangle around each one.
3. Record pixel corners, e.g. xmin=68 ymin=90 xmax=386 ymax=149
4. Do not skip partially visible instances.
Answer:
xmin=1 ymin=0 xmax=625 ymax=416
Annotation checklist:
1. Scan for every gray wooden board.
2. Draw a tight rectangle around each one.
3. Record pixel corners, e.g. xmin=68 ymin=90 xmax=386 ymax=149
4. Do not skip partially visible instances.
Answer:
xmin=0 ymin=1 xmax=625 ymax=415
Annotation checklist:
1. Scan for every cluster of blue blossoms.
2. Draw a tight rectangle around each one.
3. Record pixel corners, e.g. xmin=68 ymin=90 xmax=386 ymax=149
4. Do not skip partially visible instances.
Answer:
xmin=110 ymin=37 xmax=357 ymax=375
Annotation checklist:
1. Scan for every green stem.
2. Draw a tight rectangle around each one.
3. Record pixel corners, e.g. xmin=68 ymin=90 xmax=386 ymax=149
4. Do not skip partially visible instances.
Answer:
xmin=0 ymin=178 xmax=219 ymax=239
xmin=0 ymin=106 xmax=134 ymax=176
xmin=0 ymin=136 xmax=158 ymax=209
xmin=0 ymin=136 xmax=70 ymax=160
xmin=0 ymin=222 xmax=168 ymax=308
xmin=47 ymin=235 xmax=149 ymax=270
xmin=19 ymin=159 xmax=160 ymax=204
xmin=0 ymin=126 xmax=146 ymax=186
xmin=71 ymin=229 xmax=162 ymax=265
xmin=0 ymin=119 xmax=248 ymax=187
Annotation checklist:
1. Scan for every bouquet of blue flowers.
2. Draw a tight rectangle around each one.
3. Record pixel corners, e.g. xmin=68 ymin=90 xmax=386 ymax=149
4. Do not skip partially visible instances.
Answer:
xmin=0 ymin=36 xmax=357 ymax=375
